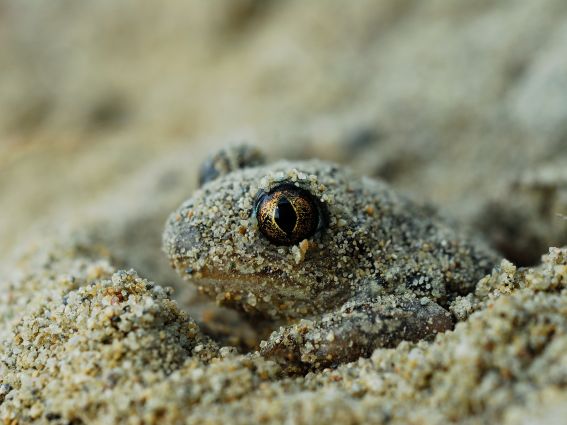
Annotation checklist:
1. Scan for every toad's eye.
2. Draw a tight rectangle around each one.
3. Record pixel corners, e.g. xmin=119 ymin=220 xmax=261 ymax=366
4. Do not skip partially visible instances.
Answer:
xmin=253 ymin=184 xmax=325 ymax=246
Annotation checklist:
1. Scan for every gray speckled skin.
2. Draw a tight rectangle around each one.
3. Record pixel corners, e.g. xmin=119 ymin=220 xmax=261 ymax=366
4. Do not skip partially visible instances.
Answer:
xmin=163 ymin=146 xmax=499 ymax=370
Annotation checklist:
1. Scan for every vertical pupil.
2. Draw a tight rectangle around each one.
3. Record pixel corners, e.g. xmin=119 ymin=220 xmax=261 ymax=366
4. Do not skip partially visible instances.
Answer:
xmin=274 ymin=197 xmax=297 ymax=236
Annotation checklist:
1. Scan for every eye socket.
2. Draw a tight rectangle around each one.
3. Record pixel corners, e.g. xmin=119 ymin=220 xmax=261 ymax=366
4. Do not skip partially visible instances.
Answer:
xmin=253 ymin=184 xmax=325 ymax=246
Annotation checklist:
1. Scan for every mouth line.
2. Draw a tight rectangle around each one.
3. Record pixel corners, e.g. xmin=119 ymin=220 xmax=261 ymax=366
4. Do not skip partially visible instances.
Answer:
xmin=184 ymin=267 xmax=320 ymax=310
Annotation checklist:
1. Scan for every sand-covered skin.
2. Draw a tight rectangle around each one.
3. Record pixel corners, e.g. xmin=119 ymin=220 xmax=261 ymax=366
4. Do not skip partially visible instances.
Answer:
xmin=1 ymin=235 xmax=566 ymax=423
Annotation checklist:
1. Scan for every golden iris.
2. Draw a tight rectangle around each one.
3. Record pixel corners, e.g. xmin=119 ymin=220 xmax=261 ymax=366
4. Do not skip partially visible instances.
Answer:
xmin=254 ymin=184 xmax=323 ymax=245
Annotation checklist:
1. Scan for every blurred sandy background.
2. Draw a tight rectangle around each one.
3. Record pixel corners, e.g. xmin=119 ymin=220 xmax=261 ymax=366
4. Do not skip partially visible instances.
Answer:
xmin=1 ymin=0 xmax=567 ymax=272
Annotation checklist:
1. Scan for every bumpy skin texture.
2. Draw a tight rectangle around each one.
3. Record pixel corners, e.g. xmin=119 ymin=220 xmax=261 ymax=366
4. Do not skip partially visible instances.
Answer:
xmin=163 ymin=146 xmax=500 ymax=370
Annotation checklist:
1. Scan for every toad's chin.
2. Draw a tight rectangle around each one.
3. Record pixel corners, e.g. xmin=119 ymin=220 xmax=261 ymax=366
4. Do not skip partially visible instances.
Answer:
xmin=180 ymin=266 xmax=345 ymax=321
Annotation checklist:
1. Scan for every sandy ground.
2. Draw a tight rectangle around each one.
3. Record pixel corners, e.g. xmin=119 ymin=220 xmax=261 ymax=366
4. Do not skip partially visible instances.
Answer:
xmin=1 ymin=1 xmax=567 ymax=423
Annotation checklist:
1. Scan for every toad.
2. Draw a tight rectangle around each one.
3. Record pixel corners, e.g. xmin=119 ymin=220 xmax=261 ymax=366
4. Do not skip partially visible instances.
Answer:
xmin=163 ymin=145 xmax=499 ymax=370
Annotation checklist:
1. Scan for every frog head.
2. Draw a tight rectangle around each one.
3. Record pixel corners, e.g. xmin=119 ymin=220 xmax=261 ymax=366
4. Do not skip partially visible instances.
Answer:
xmin=163 ymin=146 xmax=375 ymax=320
